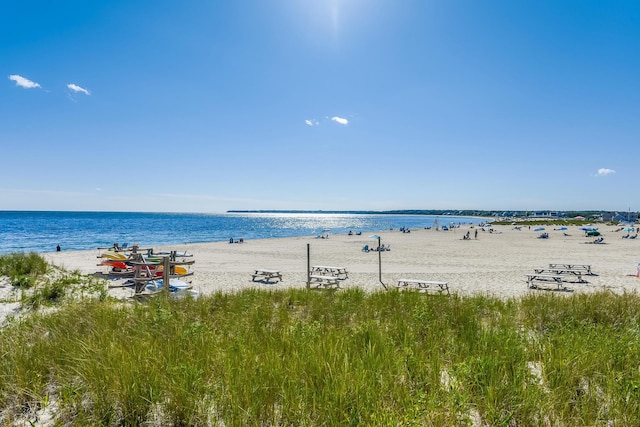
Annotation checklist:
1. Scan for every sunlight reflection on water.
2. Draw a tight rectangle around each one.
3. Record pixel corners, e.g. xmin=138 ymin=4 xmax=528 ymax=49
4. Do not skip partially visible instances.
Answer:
xmin=0 ymin=211 xmax=484 ymax=253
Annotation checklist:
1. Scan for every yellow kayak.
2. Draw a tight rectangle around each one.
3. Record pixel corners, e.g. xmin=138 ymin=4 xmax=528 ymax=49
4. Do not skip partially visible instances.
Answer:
xmin=157 ymin=265 xmax=188 ymax=275
xmin=100 ymin=252 xmax=128 ymax=260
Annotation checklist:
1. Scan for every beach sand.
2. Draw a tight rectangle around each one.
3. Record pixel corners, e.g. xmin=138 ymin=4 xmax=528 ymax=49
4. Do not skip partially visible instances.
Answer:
xmin=41 ymin=224 xmax=640 ymax=299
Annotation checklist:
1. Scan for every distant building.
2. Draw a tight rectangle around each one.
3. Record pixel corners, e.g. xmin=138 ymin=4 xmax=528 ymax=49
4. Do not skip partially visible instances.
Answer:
xmin=526 ymin=211 xmax=567 ymax=218
xmin=603 ymin=212 xmax=638 ymax=222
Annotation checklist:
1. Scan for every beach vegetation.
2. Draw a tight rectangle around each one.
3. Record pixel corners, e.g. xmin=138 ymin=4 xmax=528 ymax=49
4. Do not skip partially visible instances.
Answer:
xmin=0 ymin=252 xmax=48 ymax=288
xmin=1 ymin=285 xmax=640 ymax=426
xmin=0 ymin=253 xmax=109 ymax=309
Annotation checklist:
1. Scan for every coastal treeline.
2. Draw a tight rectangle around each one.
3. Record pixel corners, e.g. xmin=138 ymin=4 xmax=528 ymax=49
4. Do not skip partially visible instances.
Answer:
xmin=1 ymin=254 xmax=639 ymax=426
xmin=227 ymin=209 xmax=621 ymax=219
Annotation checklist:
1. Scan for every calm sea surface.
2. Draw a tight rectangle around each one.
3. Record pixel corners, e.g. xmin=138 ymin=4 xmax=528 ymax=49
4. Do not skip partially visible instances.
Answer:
xmin=0 ymin=211 xmax=486 ymax=254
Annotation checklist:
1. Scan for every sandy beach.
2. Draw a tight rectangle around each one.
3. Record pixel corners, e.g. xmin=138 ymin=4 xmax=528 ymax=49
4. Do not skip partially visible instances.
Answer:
xmin=40 ymin=224 xmax=640 ymax=299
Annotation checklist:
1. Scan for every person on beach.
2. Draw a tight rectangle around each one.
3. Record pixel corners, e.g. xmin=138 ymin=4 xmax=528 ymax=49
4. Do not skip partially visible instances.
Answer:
xmin=475 ymin=229 xmax=478 ymax=239
xmin=56 ymin=244 xmax=61 ymax=252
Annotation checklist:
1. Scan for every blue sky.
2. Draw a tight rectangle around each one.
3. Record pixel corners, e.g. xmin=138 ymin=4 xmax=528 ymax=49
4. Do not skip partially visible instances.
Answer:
xmin=2 ymin=1 xmax=639 ymax=213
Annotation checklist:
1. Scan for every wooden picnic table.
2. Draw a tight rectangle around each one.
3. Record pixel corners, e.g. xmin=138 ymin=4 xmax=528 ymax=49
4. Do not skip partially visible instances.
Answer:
xmin=526 ymin=274 xmax=571 ymax=290
xmin=251 ymin=269 xmax=283 ymax=282
xmin=549 ymin=263 xmax=592 ymax=275
xmin=533 ymin=268 xmax=586 ymax=283
xmin=311 ymin=265 xmax=348 ymax=278
xmin=309 ymin=275 xmax=341 ymax=289
xmin=397 ymin=278 xmax=450 ymax=295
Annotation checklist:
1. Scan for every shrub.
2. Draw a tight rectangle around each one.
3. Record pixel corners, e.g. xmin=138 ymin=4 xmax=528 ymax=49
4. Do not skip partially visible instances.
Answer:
xmin=23 ymin=280 xmax=66 ymax=309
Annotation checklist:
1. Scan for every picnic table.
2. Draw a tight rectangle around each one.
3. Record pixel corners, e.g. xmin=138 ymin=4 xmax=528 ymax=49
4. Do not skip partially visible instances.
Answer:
xmin=548 ymin=263 xmax=592 ymax=275
xmin=309 ymin=275 xmax=341 ymax=289
xmin=311 ymin=265 xmax=348 ymax=278
xmin=533 ymin=268 xmax=586 ymax=283
xmin=526 ymin=274 xmax=571 ymax=291
xmin=251 ymin=269 xmax=283 ymax=282
xmin=397 ymin=278 xmax=450 ymax=295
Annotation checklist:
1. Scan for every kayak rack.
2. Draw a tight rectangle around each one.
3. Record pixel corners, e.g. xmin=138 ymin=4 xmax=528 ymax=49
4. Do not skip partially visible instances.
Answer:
xmin=130 ymin=253 xmax=195 ymax=295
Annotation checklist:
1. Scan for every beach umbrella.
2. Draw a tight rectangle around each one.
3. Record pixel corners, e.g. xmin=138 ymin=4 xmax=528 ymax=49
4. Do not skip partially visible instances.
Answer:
xmin=533 ymin=227 xmax=545 ymax=231
xmin=369 ymin=234 xmax=380 ymax=239
xmin=625 ymin=227 xmax=635 ymax=232
xmin=557 ymin=227 xmax=568 ymax=231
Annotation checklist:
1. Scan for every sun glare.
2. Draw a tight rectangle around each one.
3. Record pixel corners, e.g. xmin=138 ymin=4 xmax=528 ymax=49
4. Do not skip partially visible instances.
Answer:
xmin=287 ymin=0 xmax=382 ymax=42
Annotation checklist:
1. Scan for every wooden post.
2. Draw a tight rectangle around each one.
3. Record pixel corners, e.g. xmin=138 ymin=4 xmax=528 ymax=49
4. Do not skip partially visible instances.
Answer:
xmin=378 ymin=236 xmax=387 ymax=290
xmin=134 ymin=254 xmax=142 ymax=294
xmin=163 ymin=256 xmax=170 ymax=294
xmin=306 ymin=243 xmax=310 ymax=289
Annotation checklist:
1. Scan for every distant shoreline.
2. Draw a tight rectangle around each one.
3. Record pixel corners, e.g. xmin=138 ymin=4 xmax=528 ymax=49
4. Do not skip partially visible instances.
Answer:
xmin=226 ymin=209 xmax=611 ymax=218
xmin=226 ymin=210 xmax=467 ymax=215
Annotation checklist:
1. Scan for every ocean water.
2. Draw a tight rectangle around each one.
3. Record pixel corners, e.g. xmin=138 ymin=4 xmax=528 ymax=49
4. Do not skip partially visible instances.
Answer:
xmin=0 ymin=211 xmax=485 ymax=254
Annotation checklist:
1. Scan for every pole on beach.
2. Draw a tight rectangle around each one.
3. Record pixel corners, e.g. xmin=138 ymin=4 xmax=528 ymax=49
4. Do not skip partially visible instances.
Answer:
xmin=306 ymin=243 xmax=310 ymax=289
xmin=163 ymin=256 xmax=170 ymax=294
xmin=378 ymin=236 xmax=387 ymax=290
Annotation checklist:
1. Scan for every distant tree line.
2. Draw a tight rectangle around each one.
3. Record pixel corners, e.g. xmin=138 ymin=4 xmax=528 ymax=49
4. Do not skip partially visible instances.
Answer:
xmin=227 ymin=209 xmax=632 ymax=218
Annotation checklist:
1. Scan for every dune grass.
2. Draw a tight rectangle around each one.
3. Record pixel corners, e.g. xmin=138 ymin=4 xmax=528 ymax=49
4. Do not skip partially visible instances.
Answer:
xmin=0 ymin=252 xmax=48 ymax=289
xmin=1 ymin=280 xmax=639 ymax=426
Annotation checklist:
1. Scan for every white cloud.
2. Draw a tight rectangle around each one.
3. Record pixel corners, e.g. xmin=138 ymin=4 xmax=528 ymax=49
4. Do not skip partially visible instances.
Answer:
xmin=67 ymin=83 xmax=90 ymax=95
xmin=9 ymin=74 xmax=41 ymax=89
xmin=596 ymin=168 xmax=615 ymax=176
xmin=305 ymin=119 xmax=319 ymax=126
xmin=331 ymin=116 xmax=349 ymax=125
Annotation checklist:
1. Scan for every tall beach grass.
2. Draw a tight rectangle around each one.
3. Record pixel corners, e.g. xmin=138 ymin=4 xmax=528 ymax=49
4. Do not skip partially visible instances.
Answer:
xmin=1 ymin=278 xmax=639 ymax=426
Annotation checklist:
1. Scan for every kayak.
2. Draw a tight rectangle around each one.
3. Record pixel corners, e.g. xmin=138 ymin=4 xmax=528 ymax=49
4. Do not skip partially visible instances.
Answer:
xmin=100 ymin=261 xmax=128 ymax=270
xmin=145 ymin=278 xmax=192 ymax=292
xmin=100 ymin=252 xmax=127 ymax=260
xmin=153 ymin=265 xmax=189 ymax=275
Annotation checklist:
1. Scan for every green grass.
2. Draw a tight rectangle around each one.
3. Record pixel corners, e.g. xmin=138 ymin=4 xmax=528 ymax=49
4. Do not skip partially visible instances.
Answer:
xmin=0 ymin=253 xmax=108 ymax=307
xmin=1 ymin=286 xmax=640 ymax=426
xmin=0 ymin=252 xmax=48 ymax=288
